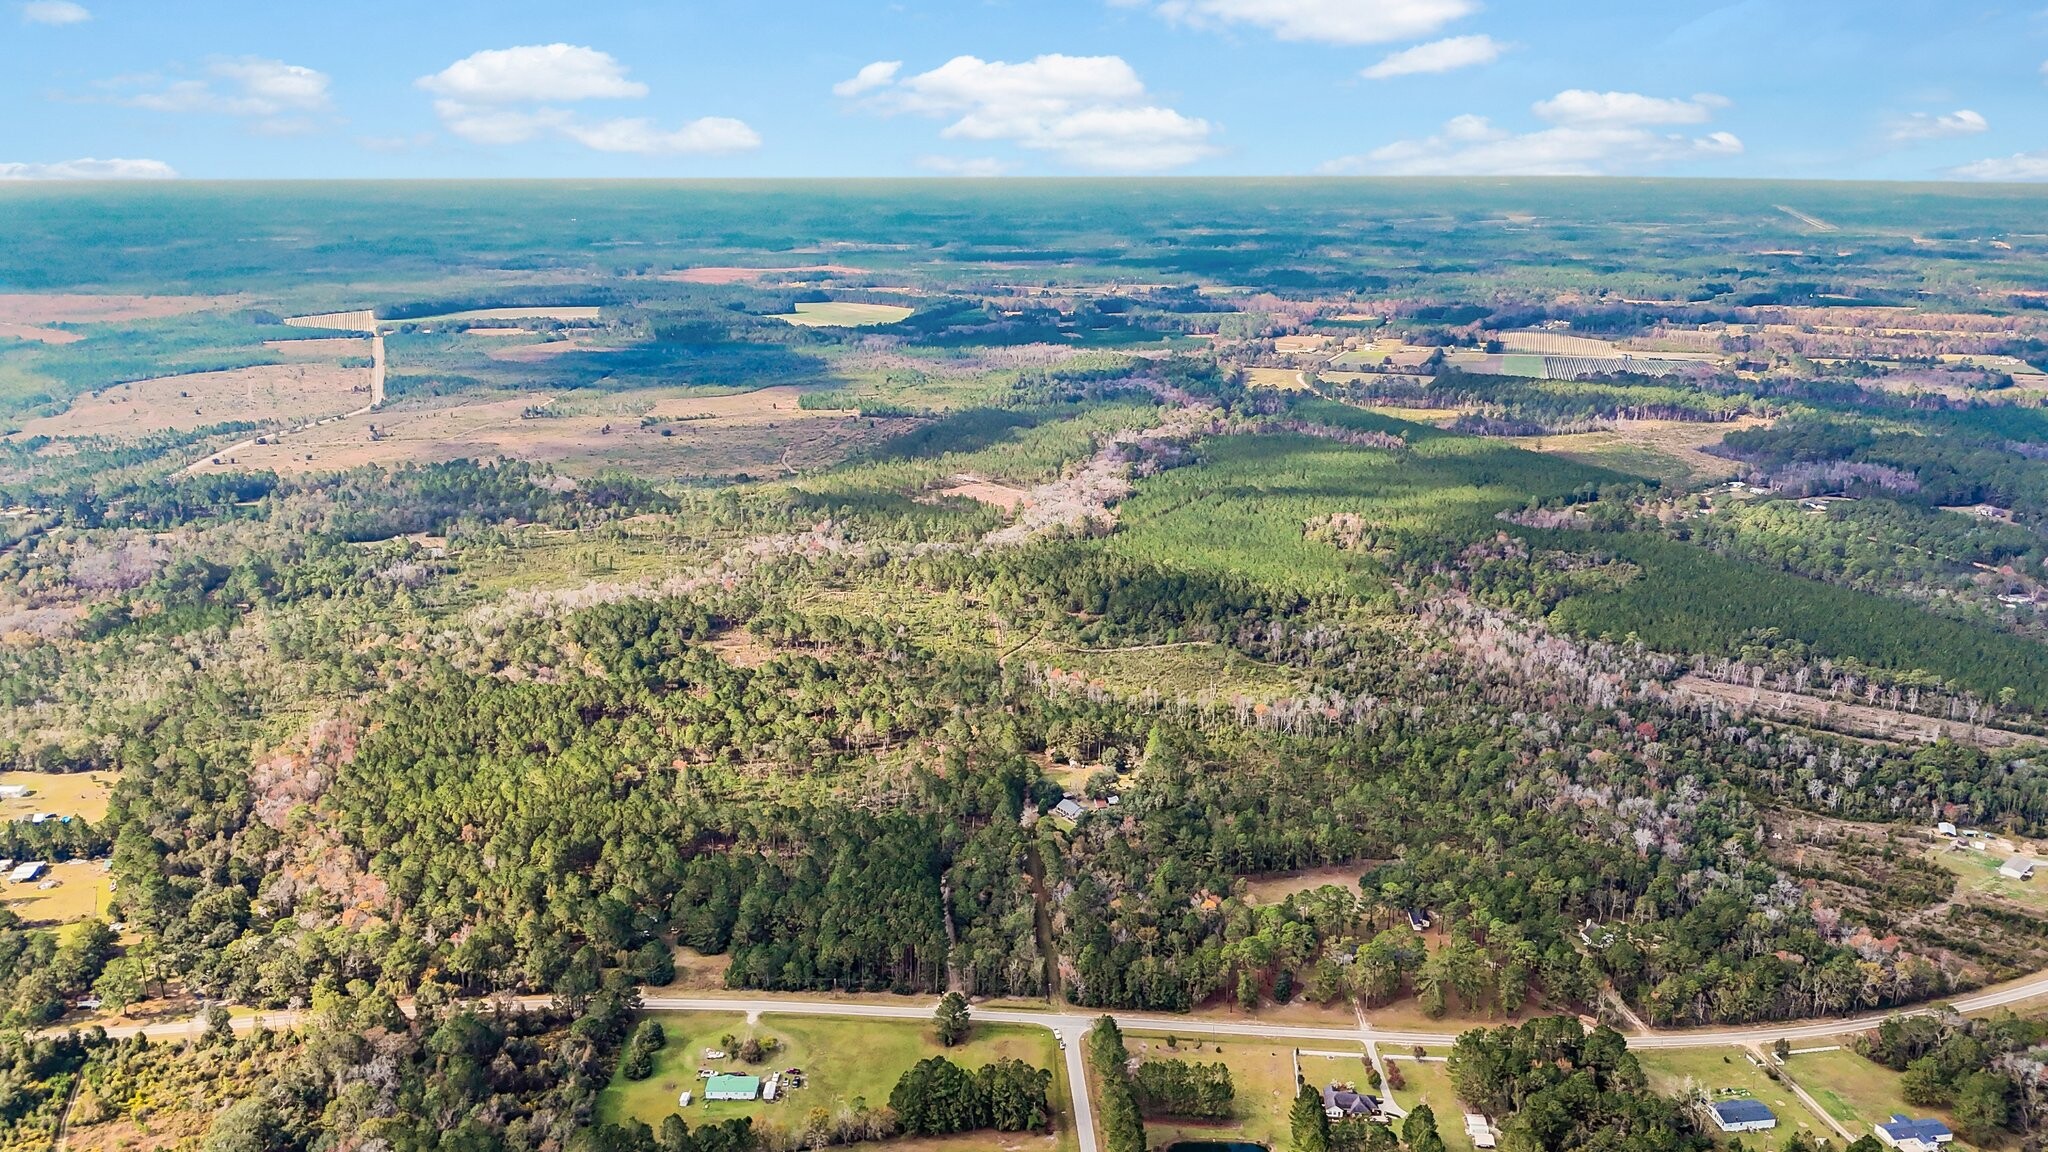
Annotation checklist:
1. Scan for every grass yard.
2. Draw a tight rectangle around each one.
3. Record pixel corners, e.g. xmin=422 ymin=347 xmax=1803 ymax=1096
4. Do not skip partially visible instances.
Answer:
xmin=1930 ymin=845 xmax=2048 ymax=914
xmin=2 ymin=859 xmax=112 ymax=926
xmin=0 ymin=769 xmax=114 ymax=822
xmin=1782 ymin=1046 xmax=1967 ymax=1146
xmin=597 ymin=1012 xmax=1070 ymax=1152
xmin=1638 ymin=1047 xmax=1837 ymax=1145
xmin=1122 ymin=1033 xmax=1300 ymax=1150
xmin=775 ymin=302 xmax=914 ymax=328
xmin=1381 ymin=1053 xmax=1477 ymax=1152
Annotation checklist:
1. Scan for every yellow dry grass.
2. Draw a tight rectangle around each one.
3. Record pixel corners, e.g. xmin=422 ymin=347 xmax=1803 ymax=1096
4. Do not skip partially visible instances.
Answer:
xmin=2 ymin=859 xmax=111 ymax=926
xmin=774 ymin=302 xmax=914 ymax=328
xmin=14 ymin=362 xmax=372 ymax=439
xmin=0 ymin=770 xmax=114 ymax=822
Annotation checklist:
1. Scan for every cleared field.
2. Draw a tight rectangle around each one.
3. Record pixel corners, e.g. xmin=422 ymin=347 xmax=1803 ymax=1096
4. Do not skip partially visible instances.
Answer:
xmin=14 ymin=361 xmax=370 ymax=439
xmin=1781 ymin=1046 xmax=1964 ymax=1145
xmin=395 ymin=306 xmax=602 ymax=326
xmin=1638 ymin=1047 xmax=1837 ymax=1144
xmin=775 ymin=302 xmax=914 ymax=328
xmin=933 ymin=474 xmax=1033 ymax=511
xmin=0 ymin=769 xmax=114 ymax=822
xmin=0 ymin=293 xmax=228 ymax=326
xmin=662 ymin=266 xmax=865 ymax=284
xmin=1930 ymin=845 xmax=2048 ymax=913
xmin=598 ymin=1012 xmax=1069 ymax=1152
xmin=2 ymin=859 xmax=111 ymax=926
xmin=1241 ymin=865 xmax=1365 ymax=905
xmin=1495 ymin=330 xmax=1620 ymax=357
xmin=1382 ymin=1054 xmax=1477 ymax=1152
xmin=1123 ymin=1033 xmax=1296 ymax=1150
xmin=1511 ymin=417 xmax=1763 ymax=488
xmin=1672 ymin=674 xmax=2039 ymax=750
xmin=189 ymin=386 xmax=883 ymax=479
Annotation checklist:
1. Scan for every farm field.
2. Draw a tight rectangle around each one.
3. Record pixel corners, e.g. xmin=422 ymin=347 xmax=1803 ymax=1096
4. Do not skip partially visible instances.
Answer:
xmin=775 ymin=302 xmax=914 ymax=327
xmin=1780 ymin=1046 xmax=1968 ymax=1147
xmin=0 ymin=770 xmax=114 ymax=822
xmin=1929 ymin=846 xmax=2048 ymax=914
xmin=1507 ymin=418 xmax=1760 ymax=487
xmin=1638 ymin=1047 xmax=1839 ymax=1145
xmin=597 ymin=1013 xmax=1071 ymax=1152
xmin=187 ymin=385 xmax=878 ymax=478
xmin=12 ymin=360 xmax=370 ymax=439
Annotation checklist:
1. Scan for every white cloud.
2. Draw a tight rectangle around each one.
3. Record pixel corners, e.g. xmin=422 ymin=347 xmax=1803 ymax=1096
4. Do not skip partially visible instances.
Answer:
xmin=418 ymin=44 xmax=646 ymax=103
xmin=0 ymin=157 xmax=176 ymax=180
xmin=852 ymin=53 xmax=1215 ymax=172
xmin=417 ymin=44 xmax=759 ymax=156
xmin=1361 ymin=34 xmax=1502 ymax=79
xmin=20 ymin=1 xmax=88 ymax=24
xmin=1531 ymin=89 xmax=1722 ymax=127
xmin=1951 ymin=150 xmax=2048 ymax=181
xmin=833 ymin=61 xmax=902 ymax=98
xmin=1328 ymin=90 xmax=1743 ymax=176
xmin=1137 ymin=0 xmax=1473 ymax=45
xmin=1887 ymin=108 xmax=1988 ymax=143
xmin=110 ymin=58 xmax=331 ymax=133
xmin=561 ymin=116 xmax=761 ymax=154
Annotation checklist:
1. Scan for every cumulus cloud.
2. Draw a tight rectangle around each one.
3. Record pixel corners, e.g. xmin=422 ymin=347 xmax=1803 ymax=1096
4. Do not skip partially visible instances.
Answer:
xmin=1951 ymin=150 xmax=2048 ymax=181
xmin=0 ymin=157 xmax=176 ymax=180
xmin=1327 ymin=89 xmax=1743 ymax=176
xmin=833 ymin=61 xmax=902 ymax=98
xmin=1129 ymin=0 xmax=1473 ymax=45
xmin=417 ymin=44 xmax=759 ymax=156
xmin=561 ymin=116 xmax=761 ymax=155
xmin=418 ymin=44 xmax=647 ymax=104
xmin=21 ymin=0 xmax=87 ymax=24
xmin=842 ymin=53 xmax=1214 ymax=172
xmin=1361 ymin=34 xmax=1503 ymax=79
xmin=1531 ymin=90 xmax=1723 ymax=127
xmin=1886 ymin=109 xmax=1988 ymax=143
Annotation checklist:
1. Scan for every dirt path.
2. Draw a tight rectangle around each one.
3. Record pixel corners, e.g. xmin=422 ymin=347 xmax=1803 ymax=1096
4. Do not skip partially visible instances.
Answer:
xmin=1670 ymin=674 xmax=2041 ymax=748
xmin=1023 ymin=842 xmax=1061 ymax=1002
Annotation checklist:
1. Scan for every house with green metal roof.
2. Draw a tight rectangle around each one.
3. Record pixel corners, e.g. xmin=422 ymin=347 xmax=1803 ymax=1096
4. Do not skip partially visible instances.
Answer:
xmin=705 ymin=1073 xmax=760 ymax=1102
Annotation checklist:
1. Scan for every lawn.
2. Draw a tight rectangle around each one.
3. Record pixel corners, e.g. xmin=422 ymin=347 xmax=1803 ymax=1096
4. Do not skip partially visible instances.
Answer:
xmin=1122 ymin=1033 xmax=1300 ymax=1150
xmin=1381 ymin=1054 xmax=1477 ymax=1152
xmin=2 ymin=859 xmax=112 ymax=926
xmin=775 ymin=302 xmax=914 ymax=328
xmin=1638 ymin=1047 xmax=1837 ymax=1145
xmin=1930 ymin=846 xmax=2048 ymax=914
xmin=597 ymin=1012 xmax=1070 ymax=1151
xmin=1782 ymin=1046 xmax=1966 ymax=1147
xmin=0 ymin=769 xmax=114 ymax=823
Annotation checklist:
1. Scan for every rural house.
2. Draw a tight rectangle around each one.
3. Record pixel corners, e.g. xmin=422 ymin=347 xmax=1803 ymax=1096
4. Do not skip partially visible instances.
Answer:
xmin=1321 ymin=1085 xmax=1383 ymax=1121
xmin=705 ymin=1074 xmax=760 ymax=1102
xmin=1874 ymin=1115 xmax=1954 ymax=1148
xmin=1999 ymin=857 xmax=2038 ymax=880
xmin=1708 ymin=1099 xmax=1777 ymax=1133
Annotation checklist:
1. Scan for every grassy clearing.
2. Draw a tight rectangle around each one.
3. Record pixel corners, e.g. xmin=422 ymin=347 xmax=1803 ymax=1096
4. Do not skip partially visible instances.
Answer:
xmin=1382 ymin=1054 xmax=1477 ymax=1152
xmin=776 ymin=303 xmax=915 ymax=328
xmin=1638 ymin=1047 xmax=1837 ymax=1145
xmin=1782 ymin=1046 xmax=1963 ymax=1144
xmin=597 ymin=1012 xmax=1068 ymax=1151
xmin=1123 ymin=1032 xmax=1299 ymax=1149
xmin=1929 ymin=845 xmax=2048 ymax=914
xmin=2 ymin=859 xmax=111 ymax=926
xmin=0 ymin=769 xmax=114 ymax=822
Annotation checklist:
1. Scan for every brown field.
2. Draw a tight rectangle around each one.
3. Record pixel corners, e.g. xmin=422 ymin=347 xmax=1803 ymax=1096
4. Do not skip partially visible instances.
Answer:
xmin=934 ymin=474 xmax=1032 ymax=511
xmin=2 ymin=859 xmax=111 ymax=926
xmin=188 ymin=385 xmax=883 ymax=479
xmin=1671 ymin=674 xmax=2040 ymax=749
xmin=1512 ymin=417 xmax=1765 ymax=487
xmin=14 ymin=361 xmax=371 ymax=439
xmin=1241 ymin=864 xmax=1366 ymax=905
xmin=265 ymin=335 xmax=369 ymax=360
xmin=0 ymin=320 xmax=83 ymax=344
xmin=0 ymin=769 xmax=115 ymax=822
xmin=485 ymin=335 xmax=612 ymax=361
xmin=0 ymin=293 xmax=230 ymax=326
xmin=1495 ymin=330 xmax=1620 ymax=356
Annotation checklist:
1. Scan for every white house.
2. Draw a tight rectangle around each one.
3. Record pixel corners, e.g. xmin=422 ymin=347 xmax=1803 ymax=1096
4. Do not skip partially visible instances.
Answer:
xmin=7 ymin=861 xmax=46 ymax=883
xmin=1873 ymin=1115 xmax=1953 ymax=1148
xmin=1999 ymin=857 xmax=2038 ymax=880
xmin=1463 ymin=1114 xmax=1498 ymax=1149
xmin=1708 ymin=1099 xmax=1778 ymax=1133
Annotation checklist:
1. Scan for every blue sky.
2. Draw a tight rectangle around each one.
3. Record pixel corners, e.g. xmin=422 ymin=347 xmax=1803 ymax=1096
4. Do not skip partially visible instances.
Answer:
xmin=3 ymin=0 xmax=2047 ymax=180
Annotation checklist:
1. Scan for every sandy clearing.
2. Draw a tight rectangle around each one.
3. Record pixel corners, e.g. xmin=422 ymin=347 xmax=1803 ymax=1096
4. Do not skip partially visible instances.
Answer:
xmin=934 ymin=475 xmax=1032 ymax=511
xmin=264 ymin=336 xmax=370 ymax=360
xmin=1513 ymin=416 xmax=1767 ymax=484
xmin=1 ymin=859 xmax=109 ymax=926
xmin=0 ymin=293 xmax=230 ymax=325
xmin=773 ymin=302 xmax=914 ymax=328
xmin=0 ymin=321 xmax=83 ymax=344
xmin=16 ymin=361 xmax=371 ymax=439
xmin=485 ymin=336 xmax=609 ymax=362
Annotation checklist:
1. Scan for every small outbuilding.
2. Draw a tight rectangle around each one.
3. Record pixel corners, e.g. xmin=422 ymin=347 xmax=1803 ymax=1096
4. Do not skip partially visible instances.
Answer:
xmin=6 ymin=861 xmax=45 ymax=884
xmin=1708 ymin=1099 xmax=1778 ymax=1133
xmin=1999 ymin=857 xmax=2038 ymax=880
